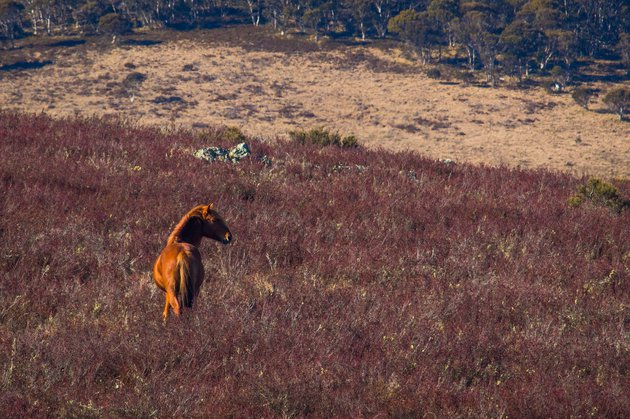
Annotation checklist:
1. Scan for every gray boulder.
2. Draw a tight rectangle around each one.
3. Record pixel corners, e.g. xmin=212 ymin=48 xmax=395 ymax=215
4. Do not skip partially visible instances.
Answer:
xmin=194 ymin=142 xmax=251 ymax=163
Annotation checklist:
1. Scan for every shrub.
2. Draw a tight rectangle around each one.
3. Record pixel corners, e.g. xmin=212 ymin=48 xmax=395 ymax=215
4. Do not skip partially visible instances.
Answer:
xmin=550 ymin=65 xmax=570 ymax=84
xmin=546 ymin=81 xmax=563 ymax=94
xmin=569 ymin=177 xmax=629 ymax=212
xmin=602 ymin=88 xmax=630 ymax=121
xmin=1 ymin=112 xmax=629 ymax=417
xmin=288 ymin=127 xmax=359 ymax=148
xmin=567 ymin=194 xmax=583 ymax=208
xmin=123 ymin=72 xmax=146 ymax=86
xmin=121 ymin=72 xmax=147 ymax=101
xmin=98 ymin=13 xmax=133 ymax=41
xmin=340 ymin=134 xmax=358 ymax=148
xmin=571 ymin=87 xmax=593 ymax=109
xmin=426 ymin=68 xmax=441 ymax=79
xmin=223 ymin=126 xmax=247 ymax=144
xmin=453 ymin=69 xmax=475 ymax=85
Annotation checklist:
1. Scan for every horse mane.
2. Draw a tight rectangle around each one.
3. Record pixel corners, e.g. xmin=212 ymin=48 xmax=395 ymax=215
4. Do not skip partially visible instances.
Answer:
xmin=167 ymin=205 xmax=206 ymax=246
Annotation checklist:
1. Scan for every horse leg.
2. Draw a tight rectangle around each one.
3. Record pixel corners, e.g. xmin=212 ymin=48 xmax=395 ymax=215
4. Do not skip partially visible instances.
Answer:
xmin=162 ymin=296 xmax=170 ymax=321
xmin=163 ymin=289 xmax=181 ymax=320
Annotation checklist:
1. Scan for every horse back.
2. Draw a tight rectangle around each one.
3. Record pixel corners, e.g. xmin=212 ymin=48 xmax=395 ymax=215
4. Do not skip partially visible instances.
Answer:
xmin=153 ymin=242 xmax=204 ymax=295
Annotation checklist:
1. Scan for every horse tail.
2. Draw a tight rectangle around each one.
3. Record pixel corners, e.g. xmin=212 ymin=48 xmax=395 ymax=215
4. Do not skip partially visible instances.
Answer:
xmin=177 ymin=250 xmax=195 ymax=309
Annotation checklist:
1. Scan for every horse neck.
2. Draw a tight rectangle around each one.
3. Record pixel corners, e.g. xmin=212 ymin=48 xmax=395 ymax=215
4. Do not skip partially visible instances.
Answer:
xmin=167 ymin=213 xmax=203 ymax=247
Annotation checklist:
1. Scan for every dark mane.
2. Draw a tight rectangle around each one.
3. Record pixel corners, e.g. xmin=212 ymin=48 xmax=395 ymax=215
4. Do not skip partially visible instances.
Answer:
xmin=167 ymin=205 xmax=205 ymax=245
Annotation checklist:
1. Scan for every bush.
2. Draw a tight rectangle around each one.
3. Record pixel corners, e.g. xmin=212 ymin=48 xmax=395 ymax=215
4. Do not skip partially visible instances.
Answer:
xmin=453 ymin=69 xmax=475 ymax=85
xmin=426 ymin=68 xmax=441 ymax=79
xmin=223 ymin=126 xmax=247 ymax=144
xmin=569 ymin=177 xmax=629 ymax=213
xmin=602 ymin=88 xmax=630 ymax=121
xmin=121 ymin=72 xmax=147 ymax=101
xmin=571 ymin=87 xmax=593 ymax=109
xmin=340 ymin=134 xmax=358 ymax=148
xmin=98 ymin=13 xmax=133 ymax=40
xmin=123 ymin=72 xmax=146 ymax=87
xmin=288 ymin=127 xmax=359 ymax=148
xmin=546 ymin=81 xmax=563 ymax=94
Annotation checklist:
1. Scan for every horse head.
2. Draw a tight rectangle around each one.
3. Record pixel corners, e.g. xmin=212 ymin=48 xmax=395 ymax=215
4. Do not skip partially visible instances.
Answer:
xmin=200 ymin=203 xmax=232 ymax=245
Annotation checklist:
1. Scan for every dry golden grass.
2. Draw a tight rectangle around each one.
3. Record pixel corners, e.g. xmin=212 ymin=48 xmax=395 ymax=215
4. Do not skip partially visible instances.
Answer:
xmin=1 ymin=27 xmax=628 ymax=178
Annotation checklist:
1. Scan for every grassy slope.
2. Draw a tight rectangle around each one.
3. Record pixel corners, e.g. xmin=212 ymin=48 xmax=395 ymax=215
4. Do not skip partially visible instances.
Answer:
xmin=2 ymin=27 xmax=629 ymax=179
xmin=0 ymin=112 xmax=629 ymax=416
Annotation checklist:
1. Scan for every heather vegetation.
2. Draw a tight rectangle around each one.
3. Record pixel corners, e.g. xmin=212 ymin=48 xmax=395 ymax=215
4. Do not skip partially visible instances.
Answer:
xmin=1 ymin=111 xmax=629 ymax=416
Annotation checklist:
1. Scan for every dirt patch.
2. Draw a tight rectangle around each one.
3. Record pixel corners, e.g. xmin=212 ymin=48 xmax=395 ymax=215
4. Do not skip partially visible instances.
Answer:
xmin=1 ymin=26 xmax=628 ymax=179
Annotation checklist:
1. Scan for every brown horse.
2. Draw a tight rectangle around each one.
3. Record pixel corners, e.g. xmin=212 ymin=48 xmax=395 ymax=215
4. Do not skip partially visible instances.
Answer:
xmin=153 ymin=203 xmax=232 ymax=320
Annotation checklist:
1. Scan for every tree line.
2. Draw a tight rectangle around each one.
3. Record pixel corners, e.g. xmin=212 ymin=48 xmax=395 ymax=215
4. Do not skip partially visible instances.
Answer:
xmin=1 ymin=0 xmax=630 ymax=78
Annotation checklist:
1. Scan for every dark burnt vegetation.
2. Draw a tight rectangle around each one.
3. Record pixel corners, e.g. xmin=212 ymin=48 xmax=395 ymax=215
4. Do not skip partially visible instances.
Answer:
xmin=1 ymin=112 xmax=629 ymax=416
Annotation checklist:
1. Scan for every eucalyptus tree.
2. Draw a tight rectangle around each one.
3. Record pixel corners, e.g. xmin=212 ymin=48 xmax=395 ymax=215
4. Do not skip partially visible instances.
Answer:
xmin=265 ymin=0 xmax=299 ymax=33
xmin=346 ymin=0 xmax=372 ymax=39
xmin=427 ymin=0 xmax=459 ymax=46
xmin=500 ymin=17 xmax=545 ymax=78
xmin=388 ymin=8 xmax=440 ymax=64
xmin=0 ymin=0 xmax=24 ymax=47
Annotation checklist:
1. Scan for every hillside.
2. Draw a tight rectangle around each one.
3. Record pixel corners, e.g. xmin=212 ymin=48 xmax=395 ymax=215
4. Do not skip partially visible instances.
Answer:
xmin=0 ymin=26 xmax=629 ymax=179
xmin=1 ymin=112 xmax=629 ymax=416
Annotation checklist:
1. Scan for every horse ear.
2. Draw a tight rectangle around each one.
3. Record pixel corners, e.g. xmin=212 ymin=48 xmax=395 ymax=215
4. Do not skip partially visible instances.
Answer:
xmin=202 ymin=203 xmax=214 ymax=218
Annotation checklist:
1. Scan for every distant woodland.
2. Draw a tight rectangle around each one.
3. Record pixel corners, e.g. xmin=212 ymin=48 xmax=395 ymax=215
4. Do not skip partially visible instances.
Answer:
xmin=1 ymin=1 xmax=630 ymax=80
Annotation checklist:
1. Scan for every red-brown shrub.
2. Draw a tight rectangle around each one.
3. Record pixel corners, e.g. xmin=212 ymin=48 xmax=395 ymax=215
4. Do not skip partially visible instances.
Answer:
xmin=1 ymin=111 xmax=629 ymax=416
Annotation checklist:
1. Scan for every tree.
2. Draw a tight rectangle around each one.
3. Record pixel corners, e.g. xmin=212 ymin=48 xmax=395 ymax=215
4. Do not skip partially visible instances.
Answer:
xmin=388 ymin=9 xmax=440 ymax=65
xmin=500 ymin=18 xmax=545 ymax=78
xmin=241 ymin=0 xmax=264 ymax=26
xmin=603 ymin=88 xmax=630 ymax=121
xmin=122 ymin=71 xmax=147 ymax=102
xmin=371 ymin=0 xmax=396 ymax=38
xmin=479 ymin=31 xmax=500 ymax=83
xmin=574 ymin=0 xmax=626 ymax=56
xmin=266 ymin=0 xmax=298 ymax=33
xmin=428 ymin=0 xmax=460 ymax=46
xmin=0 ymin=0 xmax=24 ymax=47
xmin=301 ymin=0 xmax=331 ymax=41
xmin=125 ymin=0 xmax=161 ymax=28
xmin=618 ymin=32 xmax=630 ymax=70
xmin=21 ymin=0 xmax=74 ymax=36
xmin=513 ymin=1 xmax=580 ymax=70
xmin=74 ymin=1 xmax=109 ymax=34
xmin=98 ymin=12 xmax=132 ymax=43
xmin=347 ymin=0 xmax=373 ymax=40
xmin=453 ymin=10 xmax=498 ymax=71
xmin=159 ymin=0 xmax=196 ymax=29
xmin=571 ymin=86 xmax=593 ymax=109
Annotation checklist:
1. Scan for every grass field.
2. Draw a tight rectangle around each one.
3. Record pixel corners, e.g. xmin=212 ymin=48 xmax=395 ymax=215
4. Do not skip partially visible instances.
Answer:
xmin=1 ymin=111 xmax=629 ymax=416
xmin=1 ymin=25 xmax=629 ymax=179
